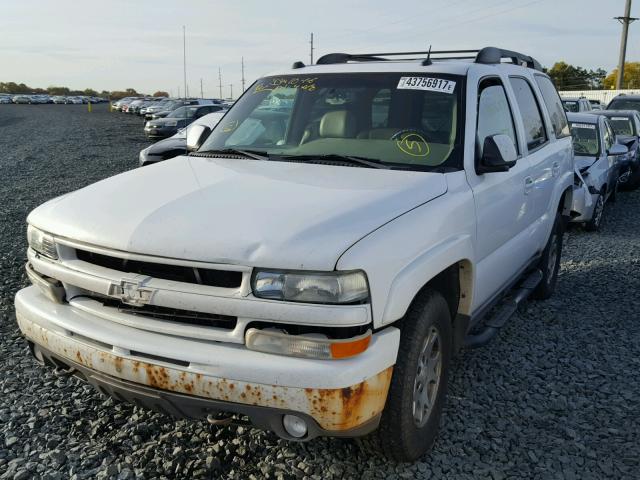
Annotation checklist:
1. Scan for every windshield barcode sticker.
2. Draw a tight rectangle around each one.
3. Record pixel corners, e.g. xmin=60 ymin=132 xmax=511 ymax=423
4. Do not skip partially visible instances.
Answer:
xmin=571 ymin=123 xmax=596 ymax=129
xmin=397 ymin=77 xmax=456 ymax=93
xmin=611 ymin=117 xmax=628 ymax=121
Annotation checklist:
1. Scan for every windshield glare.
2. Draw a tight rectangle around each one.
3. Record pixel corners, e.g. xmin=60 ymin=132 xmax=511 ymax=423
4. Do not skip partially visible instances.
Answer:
xmin=570 ymin=122 xmax=600 ymax=156
xmin=198 ymin=73 xmax=463 ymax=170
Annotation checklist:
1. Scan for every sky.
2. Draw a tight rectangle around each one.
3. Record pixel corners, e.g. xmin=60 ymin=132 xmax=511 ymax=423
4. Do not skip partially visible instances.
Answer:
xmin=0 ymin=0 xmax=637 ymax=98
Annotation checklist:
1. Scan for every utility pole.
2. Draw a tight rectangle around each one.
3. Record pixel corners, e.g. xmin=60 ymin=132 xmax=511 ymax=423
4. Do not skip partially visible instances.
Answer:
xmin=218 ymin=68 xmax=223 ymax=99
xmin=615 ymin=0 xmax=638 ymax=90
xmin=241 ymin=57 xmax=246 ymax=92
xmin=229 ymin=84 xmax=233 ymax=100
xmin=200 ymin=78 xmax=203 ymax=98
xmin=309 ymin=32 xmax=314 ymax=65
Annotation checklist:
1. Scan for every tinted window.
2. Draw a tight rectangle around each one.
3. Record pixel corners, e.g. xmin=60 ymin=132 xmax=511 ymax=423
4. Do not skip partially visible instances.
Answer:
xmin=535 ymin=76 xmax=570 ymax=138
xmin=510 ymin=77 xmax=547 ymax=150
xmin=476 ymin=79 xmax=517 ymax=158
xmin=563 ymin=101 xmax=579 ymax=112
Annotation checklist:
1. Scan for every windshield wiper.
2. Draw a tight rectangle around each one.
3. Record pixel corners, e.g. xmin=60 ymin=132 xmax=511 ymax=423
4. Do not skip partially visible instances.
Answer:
xmin=190 ymin=148 xmax=270 ymax=161
xmin=280 ymin=154 xmax=393 ymax=169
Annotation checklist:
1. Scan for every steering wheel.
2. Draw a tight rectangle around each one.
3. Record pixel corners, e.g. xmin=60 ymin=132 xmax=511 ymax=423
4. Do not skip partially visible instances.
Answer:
xmin=391 ymin=128 xmax=430 ymax=142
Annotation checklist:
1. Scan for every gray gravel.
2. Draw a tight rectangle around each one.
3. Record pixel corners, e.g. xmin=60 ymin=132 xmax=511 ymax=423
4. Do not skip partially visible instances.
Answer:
xmin=1 ymin=103 xmax=639 ymax=479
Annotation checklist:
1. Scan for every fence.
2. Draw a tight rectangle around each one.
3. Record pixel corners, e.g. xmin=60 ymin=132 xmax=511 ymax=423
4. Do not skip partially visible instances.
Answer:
xmin=558 ymin=89 xmax=640 ymax=105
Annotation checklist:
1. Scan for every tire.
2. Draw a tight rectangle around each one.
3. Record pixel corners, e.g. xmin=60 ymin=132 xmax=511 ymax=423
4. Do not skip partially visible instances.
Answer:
xmin=532 ymin=212 xmax=564 ymax=300
xmin=372 ymin=289 xmax=452 ymax=462
xmin=585 ymin=194 xmax=605 ymax=232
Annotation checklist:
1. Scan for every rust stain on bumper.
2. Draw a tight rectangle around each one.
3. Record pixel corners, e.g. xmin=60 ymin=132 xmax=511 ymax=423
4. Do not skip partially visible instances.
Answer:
xmin=18 ymin=315 xmax=393 ymax=432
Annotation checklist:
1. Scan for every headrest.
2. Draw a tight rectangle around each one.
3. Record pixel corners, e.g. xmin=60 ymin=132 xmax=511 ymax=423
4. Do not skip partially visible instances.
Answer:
xmin=319 ymin=110 xmax=356 ymax=138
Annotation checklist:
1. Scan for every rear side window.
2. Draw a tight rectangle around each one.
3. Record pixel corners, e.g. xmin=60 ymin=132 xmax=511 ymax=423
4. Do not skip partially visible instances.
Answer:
xmin=476 ymin=78 xmax=518 ymax=158
xmin=509 ymin=77 xmax=548 ymax=150
xmin=535 ymin=76 xmax=570 ymax=138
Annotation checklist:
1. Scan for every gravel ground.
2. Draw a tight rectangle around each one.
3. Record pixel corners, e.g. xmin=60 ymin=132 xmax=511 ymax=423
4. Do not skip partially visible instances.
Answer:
xmin=1 ymin=103 xmax=639 ymax=479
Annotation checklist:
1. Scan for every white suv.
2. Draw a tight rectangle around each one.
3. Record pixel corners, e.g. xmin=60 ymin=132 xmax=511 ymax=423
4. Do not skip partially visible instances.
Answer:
xmin=16 ymin=47 xmax=573 ymax=461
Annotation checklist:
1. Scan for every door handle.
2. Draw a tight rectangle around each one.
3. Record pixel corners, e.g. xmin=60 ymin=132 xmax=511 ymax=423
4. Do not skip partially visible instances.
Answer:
xmin=524 ymin=176 xmax=534 ymax=195
xmin=552 ymin=162 xmax=560 ymax=177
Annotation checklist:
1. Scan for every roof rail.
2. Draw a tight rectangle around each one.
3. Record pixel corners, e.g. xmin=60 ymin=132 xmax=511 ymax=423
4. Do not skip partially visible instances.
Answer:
xmin=316 ymin=50 xmax=479 ymax=66
xmin=475 ymin=47 xmax=543 ymax=71
xmin=311 ymin=47 xmax=542 ymax=71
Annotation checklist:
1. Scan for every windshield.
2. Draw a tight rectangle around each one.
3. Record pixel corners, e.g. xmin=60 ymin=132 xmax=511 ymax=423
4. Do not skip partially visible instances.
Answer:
xmin=198 ymin=73 xmax=464 ymax=170
xmin=607 ymin=116 xmax=635 ymax=135
xmin=562 ymin=101 xmax=579 ymax=112
xmin=607 ymin=98 xmax=640 ymax=112
xmin=569 ymin=122 xmax=600 ymax=156
xmin=168 ymin=106 xmax=199 ymax=119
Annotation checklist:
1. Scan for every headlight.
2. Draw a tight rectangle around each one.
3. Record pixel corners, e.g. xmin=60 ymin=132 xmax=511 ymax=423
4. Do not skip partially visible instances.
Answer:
xmin=164 ymin=120 xmax=178 ymax=127
xmin=252 ymin=270 xmax=369 ymax=304
xmin=27 ymin=225 xmax=58 ymax=259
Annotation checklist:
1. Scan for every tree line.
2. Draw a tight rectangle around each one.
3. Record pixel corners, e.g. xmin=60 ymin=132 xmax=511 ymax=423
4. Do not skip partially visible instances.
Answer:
xmin=2 ymin=62 xmax=640 ymax=96
xmin=0 ymin=82 xmax=168 ymax=99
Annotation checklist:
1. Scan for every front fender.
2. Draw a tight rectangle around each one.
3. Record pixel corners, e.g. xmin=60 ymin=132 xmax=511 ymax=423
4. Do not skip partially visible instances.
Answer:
xmin=336 ymin=172 xmax=476 ymax=328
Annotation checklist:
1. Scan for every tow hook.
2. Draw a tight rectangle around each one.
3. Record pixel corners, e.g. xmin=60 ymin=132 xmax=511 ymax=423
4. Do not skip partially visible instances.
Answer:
xmin=206 ymin=413 xmax=234 ymax=426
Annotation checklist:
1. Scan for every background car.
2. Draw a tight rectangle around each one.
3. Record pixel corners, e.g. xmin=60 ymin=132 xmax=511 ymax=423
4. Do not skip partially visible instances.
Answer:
xmin=139 ymin=111 xmax=226 ymax=166
xmin=144 ymin=104 xmax=225 ymax=139
xmin=590 ymin=110 xmax=640 ymax=188
xmin=562 ymin=97 xmax=593 ymax=112
xmin=0 ymin=95 xmax=11 ymax=104
xmin=567 ymin=112 xmax=627 ymax=230
xmin=606 ymin=94 xmax=640 ymax=112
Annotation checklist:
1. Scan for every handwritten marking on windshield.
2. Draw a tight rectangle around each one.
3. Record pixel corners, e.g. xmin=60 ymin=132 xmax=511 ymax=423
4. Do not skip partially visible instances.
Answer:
xmin=396 ymin=133 xmax=430 ymax=157
xmin=254 ymin=77 xmax=318 ymax=94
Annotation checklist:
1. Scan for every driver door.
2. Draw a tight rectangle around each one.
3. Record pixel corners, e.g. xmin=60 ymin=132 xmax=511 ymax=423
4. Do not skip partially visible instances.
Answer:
xmin=468 ymin=76 xmax=536 ymax=310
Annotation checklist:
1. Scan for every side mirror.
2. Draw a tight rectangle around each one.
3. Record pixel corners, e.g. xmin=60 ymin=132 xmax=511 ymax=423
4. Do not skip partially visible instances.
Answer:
xmin=477 ymin=134 xmax=518 ymax=174
xmin=186 ymin=124 xmax=212 ymax=152
xmin=607 ymin=143 xmax=628 ymax=156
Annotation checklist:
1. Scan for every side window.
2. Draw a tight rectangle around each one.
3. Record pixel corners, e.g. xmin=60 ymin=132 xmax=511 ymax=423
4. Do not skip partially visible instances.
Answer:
xmin=371 ymin=89 xmax=390 ymax=128
xmin=509 ymin=77 xmax=548 ymax=151
xmin=534 ymin=75 xmax=570 ymax=138
xmin=476 ymin=78 xmax=518 ymax=158
xmin=603 ymin=121 xmax=614 ymax=150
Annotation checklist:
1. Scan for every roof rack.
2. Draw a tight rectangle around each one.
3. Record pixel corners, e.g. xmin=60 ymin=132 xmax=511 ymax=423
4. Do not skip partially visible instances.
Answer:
xmin=311 ymin=47 xmax=542 ymax=71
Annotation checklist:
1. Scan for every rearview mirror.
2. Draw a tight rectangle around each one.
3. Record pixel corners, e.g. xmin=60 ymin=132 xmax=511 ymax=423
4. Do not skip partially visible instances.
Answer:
xmin=607 ymin=143 xmax=628 ymax=156
xmin=186 ymin=124 xmax=212 ymax=152
xmin=477 ymin=134 xmax=518 ymax=174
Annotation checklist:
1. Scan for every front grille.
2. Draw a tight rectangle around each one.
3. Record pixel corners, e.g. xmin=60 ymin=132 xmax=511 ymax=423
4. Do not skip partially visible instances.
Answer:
xmin=98 ymin=297 xmax=237 ymax=330
xmin=75 ymin=249 xmax=242 ymax=288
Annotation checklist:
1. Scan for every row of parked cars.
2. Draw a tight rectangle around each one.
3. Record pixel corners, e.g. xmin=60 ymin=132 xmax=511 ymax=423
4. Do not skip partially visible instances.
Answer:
xmin=561 ymin=94 xmax=640 ymax=230
xmin=112 ymin=96 xmax=231 ymax=148
xmin=16 ymin=47 xmax=640 ymax=463
xmin=0 ymin=93 xmax=108 ymax=104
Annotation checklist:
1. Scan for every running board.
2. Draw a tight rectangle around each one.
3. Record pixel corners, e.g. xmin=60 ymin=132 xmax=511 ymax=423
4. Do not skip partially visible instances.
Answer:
xmin=464 ymin=269 xmax=543 ymax=349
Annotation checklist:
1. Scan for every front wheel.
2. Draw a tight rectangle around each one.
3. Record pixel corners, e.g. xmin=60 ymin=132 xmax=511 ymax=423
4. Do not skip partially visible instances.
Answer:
xmin=373 ymin=289 xmax=452 ymax=461
xmin=532 ymin=212 xmax=564 ymax=300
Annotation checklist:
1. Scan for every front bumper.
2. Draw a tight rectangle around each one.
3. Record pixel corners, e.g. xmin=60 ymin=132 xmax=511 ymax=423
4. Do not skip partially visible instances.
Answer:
xmin=15 ymin=286 xmax=399 ymax=439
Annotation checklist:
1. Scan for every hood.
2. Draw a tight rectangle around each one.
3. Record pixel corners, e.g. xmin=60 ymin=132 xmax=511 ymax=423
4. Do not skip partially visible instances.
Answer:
xmin=616 ymin=134 xmax=637 ymax=148
xmin=28 ymin=157 xmax=447 ymax=270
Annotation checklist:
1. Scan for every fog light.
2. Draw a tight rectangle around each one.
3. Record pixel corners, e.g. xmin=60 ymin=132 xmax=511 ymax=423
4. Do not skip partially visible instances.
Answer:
xmin=283 ymin=414 xmax=307 ymax=438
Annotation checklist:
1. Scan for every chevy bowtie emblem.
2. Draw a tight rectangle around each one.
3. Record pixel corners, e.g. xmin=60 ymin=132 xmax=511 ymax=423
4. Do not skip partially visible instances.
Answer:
xmin=108 ymin=279 xmax=154 ymax=306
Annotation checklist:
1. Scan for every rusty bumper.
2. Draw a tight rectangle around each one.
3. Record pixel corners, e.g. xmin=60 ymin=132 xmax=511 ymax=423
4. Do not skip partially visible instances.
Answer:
xmin=16 ymin=298 xmax=395 ymax=439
